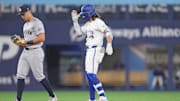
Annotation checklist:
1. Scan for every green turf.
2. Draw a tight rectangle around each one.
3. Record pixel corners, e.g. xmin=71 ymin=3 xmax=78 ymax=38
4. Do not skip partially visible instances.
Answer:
xmin=0 ymin=91 xmax=180 ymax=101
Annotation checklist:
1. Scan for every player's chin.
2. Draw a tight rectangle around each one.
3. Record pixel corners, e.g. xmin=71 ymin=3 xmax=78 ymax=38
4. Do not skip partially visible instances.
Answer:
xmin=23 ymin=19 xmax=28 ymax=22
xmin=21 ymin=18 xmax=27 ymax=21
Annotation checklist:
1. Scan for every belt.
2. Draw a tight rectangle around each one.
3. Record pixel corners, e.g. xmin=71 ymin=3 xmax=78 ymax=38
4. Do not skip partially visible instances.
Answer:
xmin=25 ymin=47 xmax=39 ymax=50
xmin=86 ymin=45 xmax=97 ymax=49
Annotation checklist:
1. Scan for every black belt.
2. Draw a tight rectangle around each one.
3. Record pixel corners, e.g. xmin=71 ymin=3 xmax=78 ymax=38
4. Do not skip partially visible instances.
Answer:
xmin=86 ymin=45 xmax=97 ymax=49
xmin=25 ymin=47 xmax=39 ymax=50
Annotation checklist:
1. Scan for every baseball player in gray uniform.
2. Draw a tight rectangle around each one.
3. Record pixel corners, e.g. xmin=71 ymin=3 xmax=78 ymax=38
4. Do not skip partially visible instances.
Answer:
xmin=13 ymin=5 xmax=57 ymax=101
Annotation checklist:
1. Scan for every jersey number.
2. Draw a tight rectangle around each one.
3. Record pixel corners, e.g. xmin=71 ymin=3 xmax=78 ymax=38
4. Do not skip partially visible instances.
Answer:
xmin=87 ymin=31 xmax=94 ymax=39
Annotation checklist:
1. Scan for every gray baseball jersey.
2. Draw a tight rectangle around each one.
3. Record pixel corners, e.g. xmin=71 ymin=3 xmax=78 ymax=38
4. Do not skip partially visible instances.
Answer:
xmin=23 ymin=17 xmax=45 ymax=48
xmin=16 ymin=17 xmax=45 ymax=82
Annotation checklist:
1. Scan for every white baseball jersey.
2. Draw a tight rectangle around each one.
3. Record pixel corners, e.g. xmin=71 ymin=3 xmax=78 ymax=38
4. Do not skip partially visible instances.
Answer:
xmin=81 ymin=18 xmax=110 ymax=48
xmin=16 ymin=17 xmax=45 ymax=82
xmin=81 ymin=18 xmax=110 ymax=74
xmin=23 ymin=17 xmax=45 ymax=48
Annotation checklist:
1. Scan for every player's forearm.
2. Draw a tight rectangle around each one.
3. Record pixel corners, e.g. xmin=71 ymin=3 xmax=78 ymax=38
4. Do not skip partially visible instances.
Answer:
xmin=27 ymin=33 xmax=45 ymax=45
xmin=105 ymin=31 xmax=113 ymax=55
xmin=106 ymin=36 xmax=112 ymax=43
xmin=105 ymin=31 xmax=113 ymax=44
xmin=73 ymin=21 xmax=83 ymax=36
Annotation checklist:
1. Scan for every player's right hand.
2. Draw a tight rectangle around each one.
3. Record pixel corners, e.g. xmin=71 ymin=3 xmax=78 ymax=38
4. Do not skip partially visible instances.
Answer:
xmin=71 ymin=10 xmax=80 ymax=22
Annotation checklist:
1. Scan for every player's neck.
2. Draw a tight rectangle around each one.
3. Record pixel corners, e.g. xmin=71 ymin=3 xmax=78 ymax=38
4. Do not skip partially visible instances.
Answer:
xmin=88 ymin=18 xmax=96 ymax=22
xmin=89 ymin=18 xmax=93 ymax=22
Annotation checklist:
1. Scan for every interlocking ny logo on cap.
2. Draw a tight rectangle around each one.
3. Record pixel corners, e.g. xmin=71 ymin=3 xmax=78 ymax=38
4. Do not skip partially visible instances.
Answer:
xmin=18 ymin=8 xmax=22 ymax=12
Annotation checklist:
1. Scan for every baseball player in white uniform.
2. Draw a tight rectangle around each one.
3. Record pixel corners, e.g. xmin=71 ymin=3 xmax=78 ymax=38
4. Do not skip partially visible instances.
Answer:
xmin=13 ymin=5 xmax=57 ymax=101
xmin=71 ymin=4 xmax=113 ymax=101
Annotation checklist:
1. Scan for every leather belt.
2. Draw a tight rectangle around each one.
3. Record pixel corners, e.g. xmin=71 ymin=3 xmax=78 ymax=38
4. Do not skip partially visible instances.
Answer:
xmin=25 ymin=47 xmax=39 ymax=50
xmin=86 ymin=45 xmax=97 ymax=49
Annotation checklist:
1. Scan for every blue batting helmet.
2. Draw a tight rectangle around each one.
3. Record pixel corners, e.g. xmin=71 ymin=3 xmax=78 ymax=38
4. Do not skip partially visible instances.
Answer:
xmin=80 ymin=4 xmax=96 ymax=22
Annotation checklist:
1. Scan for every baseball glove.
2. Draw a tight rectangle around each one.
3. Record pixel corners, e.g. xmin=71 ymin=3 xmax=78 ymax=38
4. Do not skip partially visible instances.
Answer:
xmin=11 ymin=34 xmax=26 ymax=45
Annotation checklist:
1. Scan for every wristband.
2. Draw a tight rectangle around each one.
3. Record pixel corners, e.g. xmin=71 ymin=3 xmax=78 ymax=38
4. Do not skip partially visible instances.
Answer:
xmin=27 ymin=40 xmax=33 ymax=45
xmin=107 ymin=43 xmax=112 ymax=47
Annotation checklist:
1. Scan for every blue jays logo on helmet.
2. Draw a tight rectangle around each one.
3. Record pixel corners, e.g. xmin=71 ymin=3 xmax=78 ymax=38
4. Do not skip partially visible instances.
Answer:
xmin=80 ymin=4 xmax=96 ymax=22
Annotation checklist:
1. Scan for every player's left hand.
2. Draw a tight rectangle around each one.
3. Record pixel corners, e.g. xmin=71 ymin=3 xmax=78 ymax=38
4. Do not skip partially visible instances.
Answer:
xmin=11 ymin=34 xmax=27 ymax=47
xmin=106 ymin=43 xmax=113 ymax=55
xmin=71 ymin=10 xmax=80 ymax=22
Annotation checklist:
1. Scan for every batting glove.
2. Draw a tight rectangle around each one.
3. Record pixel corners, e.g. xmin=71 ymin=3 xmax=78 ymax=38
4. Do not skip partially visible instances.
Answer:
xmin=71 ymin=10 xmax=80 ymax=22
xmin=106 ymin=43 xmax=113 ymax=55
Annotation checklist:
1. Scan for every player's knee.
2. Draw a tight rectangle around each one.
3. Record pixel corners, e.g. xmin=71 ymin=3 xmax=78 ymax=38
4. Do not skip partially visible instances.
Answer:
xmin=34 ymin=75 xmax=45 ymax=82
xmin=86 ymin=73 xmax=99 ymax=84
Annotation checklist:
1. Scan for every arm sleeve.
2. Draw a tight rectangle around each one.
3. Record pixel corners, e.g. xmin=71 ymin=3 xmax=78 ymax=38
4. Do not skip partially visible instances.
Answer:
xmin=97 ymin=19 xmax=113 ymax=38
xmin=34 ymin=21 xmax=45 ymax=35
xmin=97 ymin=19 xmax=110 ymax=33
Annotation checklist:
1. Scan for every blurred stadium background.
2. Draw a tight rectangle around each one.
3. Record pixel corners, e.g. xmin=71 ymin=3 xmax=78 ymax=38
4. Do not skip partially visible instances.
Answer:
xmin=1 ymin=0 xmax=180 ymax=101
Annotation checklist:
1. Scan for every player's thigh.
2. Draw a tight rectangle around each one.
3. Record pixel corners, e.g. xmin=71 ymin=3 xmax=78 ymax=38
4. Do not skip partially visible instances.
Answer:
xmin=95 ymin=47 xmax=105 ymax=63
xmin=17 ymin=54 xmax=30 ymax=79
xmin=152 ymin=77 xmax=158 ymax=84
xmin=85 ymin=48 xmax=99 ymax=74
xmin=157 ymin=76 xmax=163 ymax=84
xmin=93 ymin=47 xmax=104 ymax=73
xmin=28 ymin=49 xmax=45 ymax=81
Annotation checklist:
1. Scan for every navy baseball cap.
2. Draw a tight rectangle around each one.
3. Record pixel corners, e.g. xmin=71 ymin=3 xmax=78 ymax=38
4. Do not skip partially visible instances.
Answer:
xmin=17 ymin=5 xmax=31 ymax=15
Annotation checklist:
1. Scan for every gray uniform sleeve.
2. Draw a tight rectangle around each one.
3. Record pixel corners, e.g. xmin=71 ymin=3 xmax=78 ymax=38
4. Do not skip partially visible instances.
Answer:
xmin=34 ymin=21 xmax=45 ymax=35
